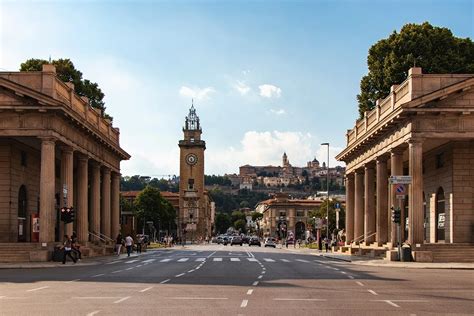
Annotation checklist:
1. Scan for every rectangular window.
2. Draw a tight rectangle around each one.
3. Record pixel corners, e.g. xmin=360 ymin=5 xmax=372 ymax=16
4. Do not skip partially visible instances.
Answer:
xmin=21 ymin=151 xmax=27 ymax=167
xmin=296 ymin=210 xmax=305 ymax=217
xmin=436 ymin=152 xmax=445 ymax=169
xmin=279 ymin=211 xmax=286 ymax=217
xmin=188 ymin=178 xmax=194 ymax=190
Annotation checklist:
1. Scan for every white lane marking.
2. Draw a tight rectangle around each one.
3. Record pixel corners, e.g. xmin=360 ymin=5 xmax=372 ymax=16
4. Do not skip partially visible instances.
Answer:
xmin=26 ymin=286 xmax=49 ymax=292
xmin=135 ymin=265 xmax=143 ymax=268
xmin=213 ymin=258 xmax=222 ymax=262
xmin=92 ymin=273 xmax=105 ymax=278
xmin=175 ymin=273 xmax=185 ymax=277
xmin=356 ymin=281 xmax=364 ymax=287
xmin=160 ymin=259 xmax=172 ymax=262
xmin=140 ymin=286 xmax=153 ymax=293
xmin=126 ymin=267 xmax=133 ymax=271
xmin=177 ymin=258 xmax=189 ymax=262
xmin=280 ymin=259 xmax=290 ymax=262
xmin=86 ymin=311 xmax=101 ymax=316
xmin=142 ymin=259 xmax=156 ymax=263
xmin=114 ymin=296 xmax=131 ymax=304
xmin=332 ymin=268 xmax=340 ymax=271
xmin=106 ymin=261 xmax=120 ymax=265
xmin=231 ymin=258 xmax=240 ymax=262
xmin=263 ymin=258 xmax=275 ymax=262
xmin=247 ymin=258 xmax=258 ymax=262
xmin=257 ymin=275 xmax=263 ymax=279
xmin=247 ymin=289 xmax=253 ymax=295
xmin=195 ymin=258 xmax=206 ymax=262
xmin=125 ymin=260 xmax=139 ymax=264
xmin=160 ymin=279 xmax=170 ymax=284
xmin=112 ymin=270 xmax=123 ymax=274
xmin=262 ymin=271 xmax=266 ymax=274
xmin=66 ymin=279 xmax=80 ymax=283
xmin=348 ymin=275 xmax=354 ymax=279
xmin=368 ymin=290 xmax=378 ymax=296
xmin=341 ymin=271 xmax=347 ymax=274
xmin=274 ymin=298 xmax=327 ymax=301
xmin=295 ymin=259 xmax=309 ymax=263
xmin=169 ymin=297 xmax=228 ymax=300
xmin=252 ymin=281 xmax=259 ymax=286
xmin=384 ymin=300 xmax=400 ymax=308
xmin=240 ymin=299 xmax=248 ymax=308
xmin=73 ymin=297 xmax=121 ymax=299
xmin=188 ymin=269 xmax=195 ymax=273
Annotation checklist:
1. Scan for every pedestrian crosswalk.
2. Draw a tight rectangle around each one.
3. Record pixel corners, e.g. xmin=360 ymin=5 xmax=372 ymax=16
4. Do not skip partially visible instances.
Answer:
xmin=148 ymin=257 xmax=322 ymax=264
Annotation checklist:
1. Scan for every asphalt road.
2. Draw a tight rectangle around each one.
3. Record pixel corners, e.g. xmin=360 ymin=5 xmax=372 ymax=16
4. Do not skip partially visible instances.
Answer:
xmin=0 ymin=244 xmax=473 ymax=316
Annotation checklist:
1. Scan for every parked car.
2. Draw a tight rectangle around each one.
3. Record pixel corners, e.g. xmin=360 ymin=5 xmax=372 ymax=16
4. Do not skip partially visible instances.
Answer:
xmin=286 ymin=238 xmax=295 ymax=247
xmin=241 ymin=235 xmax=250 ymax=244
xmin=223 ymin=236 xmax=230 ymax=245
xmin=230 ymin=236 xmax=243 ymax=246
xmin=248 ymin=236 xmax=261 ymax=247
xmin=264 ymin=237 xmax=277 ymax=248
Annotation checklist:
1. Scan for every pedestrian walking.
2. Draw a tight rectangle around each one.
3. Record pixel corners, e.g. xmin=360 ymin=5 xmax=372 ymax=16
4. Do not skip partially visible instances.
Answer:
xmin=125 ymin=234 xmax=134 ymax=257
xmin=115 ymin=233 xmax=124 ymax=256
xmin=62 ymin=235 xmax=77 ymax=264
xmin=136 ymin=234 xmax=143 ymax=253
xmin=324 ymin=237 xmax=329 ymax=253
xmin=71 ymin=231 xmax=82 ymax=260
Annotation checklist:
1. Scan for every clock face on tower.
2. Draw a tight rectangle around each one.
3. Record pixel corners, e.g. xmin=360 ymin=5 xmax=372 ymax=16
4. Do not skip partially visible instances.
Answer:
xmin=185 ymin=153 xmax=198 ymax=165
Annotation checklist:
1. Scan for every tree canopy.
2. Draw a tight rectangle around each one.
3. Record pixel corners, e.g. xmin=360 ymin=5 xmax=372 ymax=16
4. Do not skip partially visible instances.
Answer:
xmin=19 ymin=58 xmax=111 ymax=120
xmin=134 ymin=186 xmax=176 ymax=234
xmin=357 ymin=22 xmax=474 ymax=117
xmin=308 ymin=199 xmax=345 ymax=237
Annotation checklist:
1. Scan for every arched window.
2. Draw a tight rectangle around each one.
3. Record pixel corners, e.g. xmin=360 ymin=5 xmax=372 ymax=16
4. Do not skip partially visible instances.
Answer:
xmin=435 ymin=187 xmax=445 ymax=242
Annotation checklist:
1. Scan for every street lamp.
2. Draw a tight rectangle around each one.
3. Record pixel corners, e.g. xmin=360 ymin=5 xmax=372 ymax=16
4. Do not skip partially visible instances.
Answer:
xmin=321 ymin=142 xmax=330 ymax=240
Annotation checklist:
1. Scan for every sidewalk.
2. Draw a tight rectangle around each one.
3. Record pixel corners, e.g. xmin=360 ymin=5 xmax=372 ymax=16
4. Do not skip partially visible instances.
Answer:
xmin=281 ymin=246 xmax=474 ymax=269
xmin=0 ymin=248 xmax=169 ymax=269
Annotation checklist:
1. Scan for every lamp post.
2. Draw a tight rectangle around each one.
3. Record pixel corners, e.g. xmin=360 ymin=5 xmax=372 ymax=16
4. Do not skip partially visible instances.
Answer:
xmin=321 ymin=143 xmax=330 ymax=240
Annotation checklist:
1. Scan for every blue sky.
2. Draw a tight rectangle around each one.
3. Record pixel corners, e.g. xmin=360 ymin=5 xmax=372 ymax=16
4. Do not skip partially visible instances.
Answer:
xmin=1 ymin=0 xmax=472 ymax=177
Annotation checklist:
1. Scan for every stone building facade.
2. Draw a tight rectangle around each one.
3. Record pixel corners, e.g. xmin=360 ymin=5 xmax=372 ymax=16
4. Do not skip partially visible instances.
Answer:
xmin=336 ymin=68 xmax=474 ymax=262
xmin=0 ymin=64 xmax=129 ymax=260
xmin=256 ymin=193 xmax=322 ymax=240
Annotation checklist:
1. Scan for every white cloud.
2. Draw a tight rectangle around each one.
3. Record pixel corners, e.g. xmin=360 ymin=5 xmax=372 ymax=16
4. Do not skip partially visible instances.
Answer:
xmin=270 ymin=108 xmax=286 ymax=115
xmin=179 ymin=86 xmax=215 ymax=101
xmin=242 ymin=69 xmax=250 ymax=75
xmin=234 ymin=80 xmax=251 ymax=95
xmin=259 ymin=84 xmax=282 ymax=98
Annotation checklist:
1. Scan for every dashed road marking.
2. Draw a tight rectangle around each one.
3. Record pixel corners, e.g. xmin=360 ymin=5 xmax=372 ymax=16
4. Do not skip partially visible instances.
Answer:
xmin=213 ymin=258 xmax=222 ymax=262
xmin=106 ymin=261 xmax=120 ymax=265
xmin=175 ymin=273 xmax=185 ymax=277
xmin=231 ymin=258 xmax=241 ymax=262
xmin=170 ymin=297 xmax=228 ymax=300
xmin=188 ymin=269 xmax=195 ymax=273
xmin=252 ymin=281 xmax=259 ymax=286
xmin=348 ymin=275 xmax=355 ymax=279
xmin=114 ymin=296 xmax=131 ymax=304
xmin=263 ymin=258 xmax=275 ymax=262
xmin=356 ymin=281 xmax=364 ymax=287
xmin=140 ymin=286 xmax=153 ymax=293
xmin=240 ymin=299 xmax=248 ymax=308
xmin=66 ymin=279 xmax=80 ymax=283
xmin=126 ymin=267 xmax=133 ymax=271
xmin=177 ymin=258 xmax=189 ymax=262
xmin=27 ymin=286 xmax=49 ymax=292
xmin=280 ymin=259 xmax=290 ymax=262
xmin=247 ymin=258 xmax=258 ymax=262
xmin=273 ymin=298 xmax=327 ymax=301
xmin=86 ymin=311 xmax=101 ymax=316
xmin=160 ymin=279 xmax=170 ymax=284
xmin=142 ymin=259 xmax=156 ymax=263
xmin=247 ymin=289 xmax=253 ymax=295
xmin=92 ymin=273 xmax=104 ymax=278
xmin=111 ymin=270 xmax=123 ymax=274
xmin=195 ymin=258 xmax=206 ymax=262
xmin=257 ymin=275 xmax=263 ymax=279
xmin=125 ymin=260 xmax=139 ymax=264
xmin=368 ymin=290 xmax=378 ymax=296
xmin=160 ymin=259 xmax=172 ymax=262
xmin=295 ymin=259 xmax=310 ymax=263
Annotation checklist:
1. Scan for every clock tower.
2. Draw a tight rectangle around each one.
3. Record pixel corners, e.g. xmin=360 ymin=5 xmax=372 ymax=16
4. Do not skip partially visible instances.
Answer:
xmin=178 ymin=104 xmax=210 ymax=241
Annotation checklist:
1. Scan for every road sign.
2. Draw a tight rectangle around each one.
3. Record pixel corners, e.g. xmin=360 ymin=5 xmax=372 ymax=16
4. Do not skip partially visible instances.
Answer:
xmin=389 ymin=176 xmax=412 ymax=184
xmin=334 ymin=203 xmax=340 ymax=209
xmin=395 ymin=184 xmax=406 ymax=194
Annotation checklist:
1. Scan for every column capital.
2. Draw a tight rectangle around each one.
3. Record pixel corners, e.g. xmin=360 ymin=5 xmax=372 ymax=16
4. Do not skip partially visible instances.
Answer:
xmin=38 ymin=136 xmax=56 ymax=144
xmin=111 ymin=171 xmax=122 ymax=179
xmin=376 ymin=153 xmax=390 ymax=163
xmin=59 ymin=145 xmax=74 ymax=154
xmin=345 ymin=172 xmax=355 ymax=179
xmin=408 ymin=138 xmax=424 ymax=145
xmin=390 ymin=146 xmax=405 ymax=156
xmin=77 ymin=153 xmax=89 ymax=162
xmin=102 ymin=166 xmax=111 ymax=174
xmin=364 ymin=161 xmax=376 ymax=170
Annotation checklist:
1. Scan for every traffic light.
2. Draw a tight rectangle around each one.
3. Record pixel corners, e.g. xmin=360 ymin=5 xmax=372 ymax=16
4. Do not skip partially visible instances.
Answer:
xmin=68 ymin=207 xmax=75 ymax=223
xmin=60 ymin=208 xmax=66 ymax=222
xmin=391 ymin=207 xmax=401 ymax=224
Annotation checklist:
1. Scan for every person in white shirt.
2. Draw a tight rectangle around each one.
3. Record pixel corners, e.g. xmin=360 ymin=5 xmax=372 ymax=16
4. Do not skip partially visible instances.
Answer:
xmin=125 ymin=234 xmax=134 ymax=257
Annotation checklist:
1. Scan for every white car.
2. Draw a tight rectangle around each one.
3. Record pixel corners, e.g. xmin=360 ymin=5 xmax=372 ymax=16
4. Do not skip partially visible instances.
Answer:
xmin=264 ymin=237 xmax=277 ymax=248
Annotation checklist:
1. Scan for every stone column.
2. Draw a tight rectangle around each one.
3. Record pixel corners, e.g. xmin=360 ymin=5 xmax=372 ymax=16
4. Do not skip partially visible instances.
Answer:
xmin=376 ymin=156 xmax=389 ymax=245
xmin=101 ymin=167 xmax=111 ymax=238
xmin=345 ymin=173 xmax=355 ymax=244
xmin=408 ymin=139 xmax=424 ymax=245
xmin=90 ymin=162 xmax=101 ymax=241
xmin=111 ymin=172 xmax=121 ymax=239
xmin=60 ymin=146 xmax=74 ymax=237
xmin=39 ymin=137 xmax=56 ymax=243
xmin=76 ymin=155 xmax=89 ymax=242
xmin=390 ymin=148 xmax=404 ymax=246
xmin=354 ymin=169 xmax=364 ymax=243
xmin=364 ymin=163 xmax=376 ymax=244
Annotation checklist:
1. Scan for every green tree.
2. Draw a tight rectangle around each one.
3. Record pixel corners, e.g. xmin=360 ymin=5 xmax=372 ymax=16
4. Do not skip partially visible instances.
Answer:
xmin=231 ymin=210 xmax=245 ymax=224
xmin=251 ymin=211 xmax=263 ymax=222
xmin=234 ymin=219 xmax=247 ymax=233
xmin=134 ymin=186 xmax=176 ymax=235
xmin=357 ymin=22 xmax=474 ymax=117
xmin=19 ymin=58 xmax=110 ymax=119
xmin=214 ymin=213 xmax=231 ymax=234
xmin=308 ymin=199 xmax=345 ymax=237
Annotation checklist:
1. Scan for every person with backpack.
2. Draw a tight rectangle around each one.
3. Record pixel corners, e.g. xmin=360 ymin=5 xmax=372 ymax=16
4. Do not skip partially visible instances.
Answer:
xmin=62 ymin=235 xmax=77 ymax=264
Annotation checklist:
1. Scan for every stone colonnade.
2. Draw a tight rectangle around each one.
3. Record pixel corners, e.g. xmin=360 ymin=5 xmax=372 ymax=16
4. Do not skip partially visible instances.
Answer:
xmin=345 ymin=141 xmax=424 ymax=247
xmin=38 ymin=137 xmax=121 ymax=244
